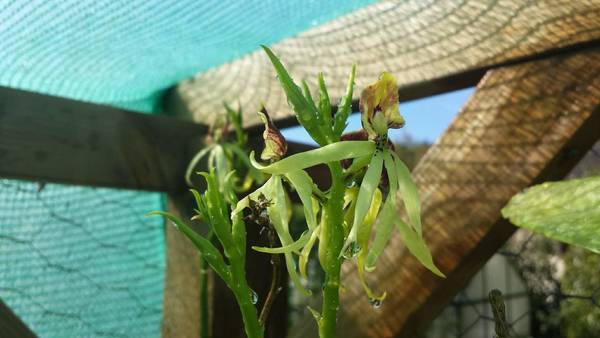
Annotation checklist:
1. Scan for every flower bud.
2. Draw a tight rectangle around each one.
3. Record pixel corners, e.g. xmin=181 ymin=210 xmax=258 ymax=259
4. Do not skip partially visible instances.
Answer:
xmin=258 ymin=107 xmax=287 ymax=161
xmin=359 ymin=72 xmax=404 ymax=138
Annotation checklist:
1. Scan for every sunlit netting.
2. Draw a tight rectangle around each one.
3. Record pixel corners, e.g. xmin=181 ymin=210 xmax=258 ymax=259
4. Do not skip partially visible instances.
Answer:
xmin=0 ymin=0 xmax=373 ymax=112
xmin=0 ymin=179 xmax=165 ymax=338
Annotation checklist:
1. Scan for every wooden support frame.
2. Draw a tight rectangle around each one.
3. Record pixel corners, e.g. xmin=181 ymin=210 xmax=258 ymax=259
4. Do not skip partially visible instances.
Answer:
xmin=0 ymin=87 xmax=206 ymax=192
xmin=0 ymin=299 xmax=37 ymax=338
xmin=0 ymin=7 xmax=599 ymax=338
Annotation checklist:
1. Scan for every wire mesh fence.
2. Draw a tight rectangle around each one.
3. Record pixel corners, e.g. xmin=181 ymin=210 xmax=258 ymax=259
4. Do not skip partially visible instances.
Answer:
xmin=426 ymin=141 xmax=600 ymax=338
xmin=0 ymin=179 xmax=165 ymax=338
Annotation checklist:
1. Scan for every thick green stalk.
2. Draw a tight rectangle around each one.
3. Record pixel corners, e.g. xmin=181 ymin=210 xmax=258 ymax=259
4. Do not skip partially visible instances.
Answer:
xmin=319 ymin=162 xmax=346 ymax=338
xmin=230 ymin=256 xmax=264 ymax=338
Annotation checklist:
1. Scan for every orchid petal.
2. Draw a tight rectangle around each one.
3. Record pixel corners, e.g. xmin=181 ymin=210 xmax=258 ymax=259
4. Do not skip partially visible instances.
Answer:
xmin=341 ymin=151 xmax=383 ymax=256
xmin=251 ymin=140 xmax=375 ymax=175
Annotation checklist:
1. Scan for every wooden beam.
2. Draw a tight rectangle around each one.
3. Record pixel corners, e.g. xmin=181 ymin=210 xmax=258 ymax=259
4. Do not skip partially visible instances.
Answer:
xmin=0 ymin=299 xmax=37 ymax=338
xmin=332 ymin=48 xmax=600 ymax=338
xmin=161 ymin=194 xmax=204 ymax=338
xmin=176 ymin=0 xmax=600 ymax=127
xmin=0 ymin=86 xmax=206 ymax=192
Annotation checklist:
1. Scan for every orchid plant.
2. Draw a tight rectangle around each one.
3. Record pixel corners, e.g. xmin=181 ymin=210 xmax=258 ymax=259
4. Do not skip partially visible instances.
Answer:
xmin=151 ymin=46 xmax=443 ymax=338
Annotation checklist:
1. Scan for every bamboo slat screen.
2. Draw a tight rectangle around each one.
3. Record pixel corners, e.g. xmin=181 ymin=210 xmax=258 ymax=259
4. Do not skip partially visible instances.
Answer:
xmin=177 ymin=0 xmax=600 ymax=127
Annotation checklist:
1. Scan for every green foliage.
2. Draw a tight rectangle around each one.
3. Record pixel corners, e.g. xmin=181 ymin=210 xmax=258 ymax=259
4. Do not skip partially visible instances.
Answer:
xmin=259 ymin=46 xmax=442 ymax=337
xmin=502 ymin=176 xmax=600 ymax=254
xmin=150 ymin=171 xmax=264 ymax=338
xmin=153 ymin=47 xmax=440 ymax=338
xmin=561 ymin=247 xmax=600 ymax=338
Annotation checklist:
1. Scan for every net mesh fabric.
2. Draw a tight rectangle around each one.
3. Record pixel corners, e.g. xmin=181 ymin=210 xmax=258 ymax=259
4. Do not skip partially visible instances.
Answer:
xmin=0 ymin=180 xmax=164 ymax=338
xmin=0 ymin=0 xmax=373 ymax=112
xmin=0 ymin=1 xmax=374 ymax=336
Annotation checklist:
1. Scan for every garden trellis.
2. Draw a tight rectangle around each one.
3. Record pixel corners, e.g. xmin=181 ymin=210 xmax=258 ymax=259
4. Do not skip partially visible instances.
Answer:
xmin=1 ymin=1 xmax=600 ymax=337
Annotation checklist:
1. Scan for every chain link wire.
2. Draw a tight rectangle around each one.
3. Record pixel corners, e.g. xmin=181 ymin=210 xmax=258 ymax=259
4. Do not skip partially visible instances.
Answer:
xmin=0 ymin=180 xmax=165 ymax=337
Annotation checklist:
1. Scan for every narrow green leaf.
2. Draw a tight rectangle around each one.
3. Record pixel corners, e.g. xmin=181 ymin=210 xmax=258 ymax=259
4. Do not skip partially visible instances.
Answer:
xmin=148 ymin=211 xmax=231 ymax=283
xmin=252 ymin=231 xmax=309 ymax=254
xmin=365 ymin=151 xmax=398 ymax=271
xmin=299 ymin=224 xmax=320 ymax=278
xmin=185 ymin=145 xmax=214 ymax=187
xmin=317 ymin=73 xmax=332 ymax=129
xmin=344 ymin=155 xmax=371 ymax=176
xmin=333 ymin=64 xmax=356 ymax=138
xmin=396 ymin=217 xmax=444 ymax=277
xmin=231 ymin=212 xmax=247 ymax=261
xmin=261 ymin=45 xmax=326 ymax=145
xmin=342 ymin=151 xmax=383 ymax=255
xmin=267 ymin=176 xmax=311 ymax=295
xmin=250 ymin=140 xmax=375 ymax=175
xmin=224 ymin=102 xmax=247 ymax=147
xmin=199 ymin=172 xmax=234 ymax=253
xmin=231 ymin=177 xmax=272 ymax=218
xmin=224 ymin=143 xmax=264 ymax=183
xmin=213 ymin=144 xmax=230 ymax=187
xmin=357 ymin=189 xmax=386 ymax=301
xmin=285 ymin=170 xmax=318 ymax=230
xmin=392 ymin=152 xmax=422 ymax=235
xmin=502 ymin=176 xmax=600 ymax=254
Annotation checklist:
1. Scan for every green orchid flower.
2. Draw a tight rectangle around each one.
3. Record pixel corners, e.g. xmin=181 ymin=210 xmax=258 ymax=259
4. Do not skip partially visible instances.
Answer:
xmin=360 ymin=71 xmax=405 ymax=138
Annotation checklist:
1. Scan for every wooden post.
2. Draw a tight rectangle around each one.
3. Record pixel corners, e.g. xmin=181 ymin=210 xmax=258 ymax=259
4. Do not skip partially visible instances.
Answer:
xmin=0 ymin=299 xmax=37 ymax=338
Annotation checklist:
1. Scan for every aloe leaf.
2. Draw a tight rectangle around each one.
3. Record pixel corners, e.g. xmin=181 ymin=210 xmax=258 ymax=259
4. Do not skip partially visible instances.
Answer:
xmin=185 ymin=145 xmax=214 ymax=186
xmin=148 ymin=211 xmax=231 ymax=283
xmin=199 ymin=172 xmax=234 ymax=251
xmin=391 ymin=152 xmax=422 ymax=235
xmin=250 ymin=140 xmax=375 ymax=175
xmin=285 ymin=170 xmax=318 ymax=230
xmin=365 ymin=152 xmax=398 ymax=271
xmin=342 ymin=151 xmax=383 ymax=255
xmin=396 ymin=217 xmax=444 ymax=277
xmin=502 ymin=176 xmax=600 ymax=254
xmin=333 ymin=64 xmax=356 ymax=138
xmin=317 ymin=73 xmax=332 ymax=129
xmin=261 ymin=45 xmax=326 ymax=145
xmin=224 ymin=102 xmax=247 ymax=147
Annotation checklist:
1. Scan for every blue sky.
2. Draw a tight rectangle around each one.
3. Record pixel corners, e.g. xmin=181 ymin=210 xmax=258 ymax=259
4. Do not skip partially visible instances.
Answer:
xmin=282 ymin=87 xmax=474 ymax=145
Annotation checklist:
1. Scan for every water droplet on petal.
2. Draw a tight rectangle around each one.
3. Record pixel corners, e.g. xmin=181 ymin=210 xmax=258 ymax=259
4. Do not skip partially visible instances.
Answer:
xmin=250 ymin=289 xmax=259 ymax=305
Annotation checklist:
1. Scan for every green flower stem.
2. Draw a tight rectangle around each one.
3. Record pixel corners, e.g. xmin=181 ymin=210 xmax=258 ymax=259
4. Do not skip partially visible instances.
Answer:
xmin=229 ymin=252 xmax=264 ymax=338
xmin=319 ymin=162 xmax=346 ymax=338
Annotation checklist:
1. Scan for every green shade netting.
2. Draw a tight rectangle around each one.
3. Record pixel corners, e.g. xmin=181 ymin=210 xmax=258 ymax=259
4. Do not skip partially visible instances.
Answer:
xmin=0 ymin=1 xmax=374 ymax=337
xmin=0 ymin=180 xmax=165 ymax=338
xmin=0 ymin=0 xmax=374 ymax=112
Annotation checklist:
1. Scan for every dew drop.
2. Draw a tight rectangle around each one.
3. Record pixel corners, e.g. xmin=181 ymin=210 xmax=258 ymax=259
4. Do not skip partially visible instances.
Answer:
xmin=250 ymin=289 xmax=259 ymax=305
xmin=369 ymin=298 xmax=383 ymax=309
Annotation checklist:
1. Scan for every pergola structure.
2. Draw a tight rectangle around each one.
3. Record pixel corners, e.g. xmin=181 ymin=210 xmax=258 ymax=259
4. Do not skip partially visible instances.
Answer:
xmin=2 ymin=1 xmax=600 ymax=337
